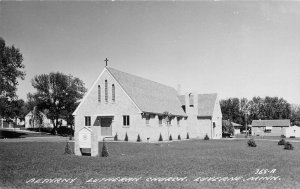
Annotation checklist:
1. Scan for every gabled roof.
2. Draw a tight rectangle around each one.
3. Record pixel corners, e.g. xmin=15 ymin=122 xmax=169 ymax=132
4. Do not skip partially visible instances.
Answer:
xmin=252 ymin=119 xmax=290 ymax=127
xmin=231 ymin=122 xmax=243 ymax=127
xmin=25 ymin=110 xmax=67 ymax=123
xmin=222 ymin=120 xmax=243 ymax=127
xmin=178 ymin=93 xmax=218 ymax=117
xmin=197 ymin=94 xmax=218 ymax=117
xmin=106 ymin=67 xmax=186 ymax=117
xmin=25 ymin=111 xmax=46 ymax=118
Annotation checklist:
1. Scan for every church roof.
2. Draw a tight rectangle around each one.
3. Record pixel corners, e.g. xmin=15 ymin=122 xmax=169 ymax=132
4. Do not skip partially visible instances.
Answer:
xmin=178 ymin=93 xmax=218 ymax=117
xmin=107 ymin=67 xmax=187 ymax=117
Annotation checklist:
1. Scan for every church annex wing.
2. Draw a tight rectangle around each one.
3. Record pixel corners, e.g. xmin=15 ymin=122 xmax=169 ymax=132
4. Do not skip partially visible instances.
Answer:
xmin=178 ymin=93 xmax=218 ymax=117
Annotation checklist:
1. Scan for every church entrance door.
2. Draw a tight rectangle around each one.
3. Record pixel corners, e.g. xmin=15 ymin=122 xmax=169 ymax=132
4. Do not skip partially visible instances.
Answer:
xmin=100 ymin=117 xmax=113 ymax=136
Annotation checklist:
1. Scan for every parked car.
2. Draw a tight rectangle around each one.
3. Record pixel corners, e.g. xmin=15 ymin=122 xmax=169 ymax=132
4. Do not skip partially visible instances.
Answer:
xmin=222 ymin=132 xmax=233 ymax=138
xmin=241 ymin=130 xmax=252 ymax=135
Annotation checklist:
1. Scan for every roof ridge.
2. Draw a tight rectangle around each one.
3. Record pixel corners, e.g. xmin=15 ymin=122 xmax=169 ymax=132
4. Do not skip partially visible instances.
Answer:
xmin=105 ymin=67 xmax=142 ymax=113
xmin=178 ymin=93 xmax=218 ymax=96
xmin=106 ymin=67 xmax=177 ymax=91
xmin=253 ymin=119 xmax=290 ymax=121
xmin=106 ymin=66 xmax=186 ymax=116
xmin=198 ymin=93 xmax=218 ymax=96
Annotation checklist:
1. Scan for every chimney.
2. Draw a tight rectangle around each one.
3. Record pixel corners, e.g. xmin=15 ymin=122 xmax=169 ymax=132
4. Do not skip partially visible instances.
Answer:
xmin=193 ymin=92 xmax=198 ymax=112
xmin=185 ymin=92 xmax=190 ymax=114
xmin=185 ymin=92 xmax=198 ymax=116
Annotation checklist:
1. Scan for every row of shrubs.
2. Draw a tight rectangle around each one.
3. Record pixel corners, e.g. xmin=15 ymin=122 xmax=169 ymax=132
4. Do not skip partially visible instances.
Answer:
xmin=280 ymin=135 xmax=296 ymax=139
xmin=278 ymin=138 xmax=294 ymax=150
xmin=113 ymin=132 xmax=211 ymax=142
xmin=247 ymin=138 xmax=294 ymax=150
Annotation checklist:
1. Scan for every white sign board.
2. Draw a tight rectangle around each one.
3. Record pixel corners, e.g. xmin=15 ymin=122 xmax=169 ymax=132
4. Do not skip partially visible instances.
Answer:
xmin=78 ymin=127 xmax=91 ymax=148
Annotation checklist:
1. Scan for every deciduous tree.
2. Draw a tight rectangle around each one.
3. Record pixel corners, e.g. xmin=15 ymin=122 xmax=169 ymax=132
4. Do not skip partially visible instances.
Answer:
xmin=220 ymin=98 xmax=241 ymax=123
xmin=221 ymin=96 xmax=291 ymax=128
xmin=30 ymin=72 xmax=86 ymax=133
xmin=239 ymin=97 xmax=250 ymax=126
xmin=290 ymin=104 xmax=300 ymax=126
xmin=0 ymin=37 xmax=25 ymax=119
xmin=222 ymin=120 xmax=234 ymax=134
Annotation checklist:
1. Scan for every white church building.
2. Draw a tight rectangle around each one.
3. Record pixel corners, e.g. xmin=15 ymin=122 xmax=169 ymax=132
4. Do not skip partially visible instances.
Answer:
xmin=73 ymin=66 xmax=222 ymax=155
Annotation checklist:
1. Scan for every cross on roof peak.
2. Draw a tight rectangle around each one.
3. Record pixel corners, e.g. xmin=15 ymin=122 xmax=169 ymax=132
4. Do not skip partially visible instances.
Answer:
xmin=104 ymin=58 xmax=109 ymax=67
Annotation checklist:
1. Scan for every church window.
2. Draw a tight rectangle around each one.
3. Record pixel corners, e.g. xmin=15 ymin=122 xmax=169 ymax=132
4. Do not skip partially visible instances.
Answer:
xmin=85 ymin=116 xmax=91 ymax=126
xmin=146 ymin=115 xmax=150 ymax=125
xmin=98 ymin=85 xmax=101 ymax=102
xmin=189 ymin=93 xmax=194 ymax=107
xmin=112 ymin=84 xmax=115 ymax=102
xmin=105 ymin=80 xmax=108 ymax=102
xmin=158 ymin=116 xmax=163 ymax=125
xmin=177 ymin=117 xmax=181 ymax=126
xmin=123 ymin=115 xmax=130 ymax=126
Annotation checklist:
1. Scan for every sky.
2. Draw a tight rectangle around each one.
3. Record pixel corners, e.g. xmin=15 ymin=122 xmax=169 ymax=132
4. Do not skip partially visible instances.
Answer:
xmin=1 ymin=1 xmax=300 ymax=104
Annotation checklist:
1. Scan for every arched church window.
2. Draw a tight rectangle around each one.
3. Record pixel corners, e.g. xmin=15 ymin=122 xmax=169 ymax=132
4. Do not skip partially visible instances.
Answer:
xmin=105 ymin=80 xmax=108 ymax=102
xmin=98 ymin=85 xmax=101 ymax=102
xmin=112 ymin=84 xmax=115 ymax=102
xmin=189 ymin=93 xmax=194 ymax=107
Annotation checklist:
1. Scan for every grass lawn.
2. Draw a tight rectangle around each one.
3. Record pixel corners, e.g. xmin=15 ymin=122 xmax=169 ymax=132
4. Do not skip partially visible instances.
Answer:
xmin=235 ymin=134 xmax=300 ymax=141
xmin=1 ymin=139 xmax=300 ymax=189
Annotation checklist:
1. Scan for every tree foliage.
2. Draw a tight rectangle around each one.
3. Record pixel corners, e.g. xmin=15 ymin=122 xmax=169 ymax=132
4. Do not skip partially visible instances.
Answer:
xmin=221 ymin=96 xmax=292 ymax=128
xmin=222 ymin=120 xmax=234 ymax=134
xmin=0 ymin=37 xmax=25 ymax=119
xmin=260 ymin=96 xmax=291 ymax=120
xmin=220 ymin=98 xmax=241 ymax=124
xmin=290 ymin=104 xmax=300 ymax=126
xmin=30 ymin=72 xmax=86 ymax=132
xmin=30 ymin=106 xmax=44 ymax=129
xmin=10 ymin=99 xmax=25 ymax=119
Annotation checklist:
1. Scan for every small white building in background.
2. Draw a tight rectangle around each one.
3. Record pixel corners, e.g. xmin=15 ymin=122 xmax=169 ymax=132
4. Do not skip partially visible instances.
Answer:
xmin=232 ymin=122 xmax=243 ymax=134
xmin=25 ymin=111 xmax=67 ymax=128
xmin=285 ymin=125 xmax=300 ymax=138
xmin=25 ymin=111 xmax=53 ymax=128
xmin=252 ymin=119 xmax=290 ymax=137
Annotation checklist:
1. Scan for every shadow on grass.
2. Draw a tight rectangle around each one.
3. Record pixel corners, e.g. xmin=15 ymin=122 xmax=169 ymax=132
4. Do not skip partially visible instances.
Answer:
xmin=0 ymin=130 xmax=27 ymax=139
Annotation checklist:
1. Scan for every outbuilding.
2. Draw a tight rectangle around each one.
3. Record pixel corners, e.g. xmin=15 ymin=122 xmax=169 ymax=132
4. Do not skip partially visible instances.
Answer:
xmin=251 ymin=119 xmax=290 ymax=136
